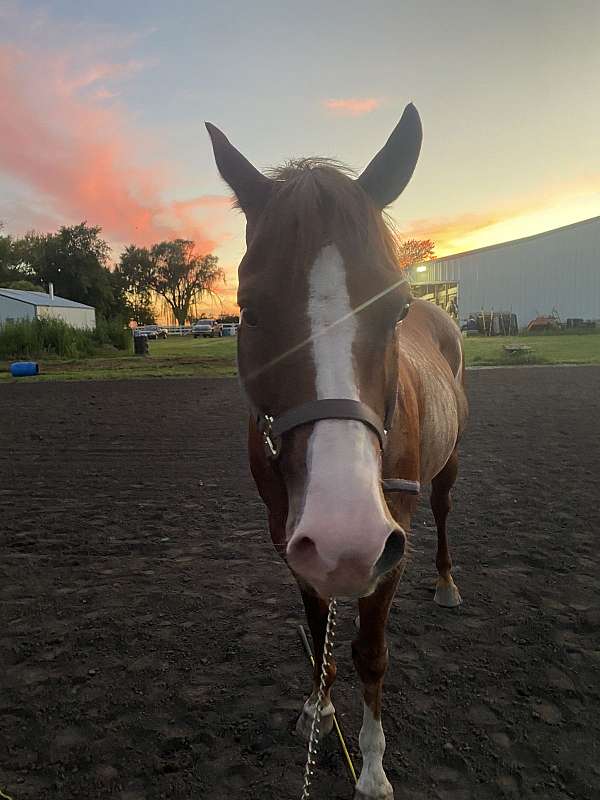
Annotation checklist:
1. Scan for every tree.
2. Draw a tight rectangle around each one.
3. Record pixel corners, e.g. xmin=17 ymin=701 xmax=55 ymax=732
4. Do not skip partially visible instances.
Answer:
xmin=0 ymin=280 xmax=44 ymax=292
xmin=0 ymin=228 xmax=13 ymax=285
xmin=14 ymin=223 xmax=119 ymax=317
xmin=397 ymin=239 xmax=435 ymax=269
xmin=114 ymin=245 xmax=156 ymax=323
xmin=0 ymin=227 xmax=40 ymax=288
xmin=148 ymin=240 xmax=224 ymax=326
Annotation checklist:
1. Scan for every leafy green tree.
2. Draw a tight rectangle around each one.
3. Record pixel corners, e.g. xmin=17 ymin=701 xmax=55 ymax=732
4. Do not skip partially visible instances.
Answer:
xmin=14 ymin=223 xmax=118 ymax=317
xmin=148 ymin=240 xmax=224 ymax=325
xmin=114 ymin=245 xmax=156 ymax=323
xmin=1 ymin=228 xmax=40 ymax=288
xmin=0 ymin=224 xmax=11 ymax=275
xmin=0 ymin=280 xmax=44 ymax=292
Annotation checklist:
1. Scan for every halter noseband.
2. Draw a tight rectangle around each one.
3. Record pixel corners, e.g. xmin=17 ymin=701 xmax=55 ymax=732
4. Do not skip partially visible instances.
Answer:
xmin=252 ymin=389 xmax=420 ymax=495
xmin=259 ymin=398 xmax=390 ymax=457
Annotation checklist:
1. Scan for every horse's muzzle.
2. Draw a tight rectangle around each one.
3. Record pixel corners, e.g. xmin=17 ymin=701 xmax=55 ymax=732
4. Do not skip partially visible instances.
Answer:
xmin=287 ymin=526 xmax=406 ymax=600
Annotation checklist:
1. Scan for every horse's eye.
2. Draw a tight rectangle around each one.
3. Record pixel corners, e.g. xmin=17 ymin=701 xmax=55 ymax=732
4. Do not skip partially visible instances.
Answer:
xmin=396 ymin=302 xmax=411 ymax=323
xmin=241 ymin=308 xmax=259 ymax=327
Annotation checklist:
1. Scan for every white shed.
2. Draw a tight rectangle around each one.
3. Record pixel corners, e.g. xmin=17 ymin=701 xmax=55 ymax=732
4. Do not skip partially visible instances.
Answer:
xmin=0 ymin=289 xmax=96 ymax=329
xmin=408 ymin=216 xmax=600 ymax=329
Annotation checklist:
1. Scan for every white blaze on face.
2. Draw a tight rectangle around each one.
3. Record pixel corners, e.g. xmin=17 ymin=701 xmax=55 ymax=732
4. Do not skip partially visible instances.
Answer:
xmin=308 ymin=244 xmax=359 ymax=402
xmin=356 ymin=703 xmax=393 ymax=798
xmin=285 ymin=245 xmax=393 ymax=590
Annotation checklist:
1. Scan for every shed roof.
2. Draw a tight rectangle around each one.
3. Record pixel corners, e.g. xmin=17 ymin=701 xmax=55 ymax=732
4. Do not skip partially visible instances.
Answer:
xmin=0 ymin=289 xmax=94 ymax=309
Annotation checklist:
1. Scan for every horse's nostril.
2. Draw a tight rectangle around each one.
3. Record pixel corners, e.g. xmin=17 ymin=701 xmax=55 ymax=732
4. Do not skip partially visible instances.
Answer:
xmin=291 ymin=535 xmax=317 ymax=558
xmin=375 ymin=529 xmax=405 ymax=576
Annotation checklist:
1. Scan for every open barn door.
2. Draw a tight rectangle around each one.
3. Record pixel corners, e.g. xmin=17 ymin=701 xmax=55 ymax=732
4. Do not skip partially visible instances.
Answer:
xmin=411 ymin=281 xmax=459 ymax=319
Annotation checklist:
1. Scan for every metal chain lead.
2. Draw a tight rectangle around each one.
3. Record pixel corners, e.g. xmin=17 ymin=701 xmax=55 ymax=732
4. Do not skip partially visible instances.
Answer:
xmin=300 ymin=598 xmax=338 ymax=800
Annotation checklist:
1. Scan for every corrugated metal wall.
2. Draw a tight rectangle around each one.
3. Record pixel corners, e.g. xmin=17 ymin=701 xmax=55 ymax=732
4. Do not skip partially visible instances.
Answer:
xmin=0 ymin=296 xmax=35 ymax=324
xmin=37 ymin=305 xmax=96 ymax=329
xmin=409 ymin=217 xmax=600 ymax=328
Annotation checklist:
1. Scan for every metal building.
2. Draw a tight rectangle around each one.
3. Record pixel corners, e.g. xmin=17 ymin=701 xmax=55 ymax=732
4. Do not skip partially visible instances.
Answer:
xmin=0 ymin=288 xmax=96 ymax=329
xmin=407 ymin=216 xmax=600 ymax=330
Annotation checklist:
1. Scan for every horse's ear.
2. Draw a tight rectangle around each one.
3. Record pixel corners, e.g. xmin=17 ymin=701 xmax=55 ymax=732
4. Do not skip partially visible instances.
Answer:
xmin=356 ymin=103 xmax=422 ymax=209
xmin=205 ymin=123 xmax=273 ymax=217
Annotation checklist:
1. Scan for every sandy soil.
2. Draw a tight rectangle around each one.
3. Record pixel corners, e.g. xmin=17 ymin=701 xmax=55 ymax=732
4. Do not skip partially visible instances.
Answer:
xmin=1 ymin=367 xmax=599 ymax=800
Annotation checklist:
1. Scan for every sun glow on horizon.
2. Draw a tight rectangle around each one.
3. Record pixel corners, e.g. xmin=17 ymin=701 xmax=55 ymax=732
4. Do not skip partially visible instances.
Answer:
xmin=204 ymin=191 xmax=600 ymax=315
xmin=434 ymin=194 xmax=600 ymax=257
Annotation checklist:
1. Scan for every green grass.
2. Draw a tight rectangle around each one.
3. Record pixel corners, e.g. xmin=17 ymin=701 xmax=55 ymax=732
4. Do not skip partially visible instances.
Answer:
xmin=1 ymin=330 xmax=598 ymax=382
xmin=464 ymin=333 xmax=600 ymax=367
xmin=0 ymin=336 xmax=237 ymax=382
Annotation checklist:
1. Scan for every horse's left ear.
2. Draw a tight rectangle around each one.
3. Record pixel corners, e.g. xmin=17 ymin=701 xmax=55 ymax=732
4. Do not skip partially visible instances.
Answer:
xmin=205 ymin=123 xmax=273 ymax=218
xmin=356 ymin=103 xmax=423 ymax=209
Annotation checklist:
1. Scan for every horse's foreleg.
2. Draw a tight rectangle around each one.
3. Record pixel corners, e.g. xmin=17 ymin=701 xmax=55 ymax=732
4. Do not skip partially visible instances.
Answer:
xmin=351 ymin=568 xmax=401 ymax=800
xmin=431 ymin=447 xmax=462 ymax=607
xmin=296 ymin=586 xmax=337 ymax=740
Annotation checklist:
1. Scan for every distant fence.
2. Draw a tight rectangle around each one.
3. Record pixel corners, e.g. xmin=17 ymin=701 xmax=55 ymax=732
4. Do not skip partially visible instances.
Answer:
xmin=164 ymin=325 xmax=192 ymax=336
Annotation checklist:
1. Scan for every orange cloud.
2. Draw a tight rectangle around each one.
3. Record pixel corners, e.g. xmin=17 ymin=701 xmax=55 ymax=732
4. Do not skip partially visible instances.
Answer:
xmin=0 ymin=45 xmax=229 ymax=256
xmin=324 ymin=98 xmax=381 ymax=116
xmin=398 ymin=211 xmax=503 ymax=255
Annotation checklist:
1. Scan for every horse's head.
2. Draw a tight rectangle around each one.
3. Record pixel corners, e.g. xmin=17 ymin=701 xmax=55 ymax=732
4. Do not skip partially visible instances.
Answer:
xmin=207 ymin=106 xmax=422 ymax=599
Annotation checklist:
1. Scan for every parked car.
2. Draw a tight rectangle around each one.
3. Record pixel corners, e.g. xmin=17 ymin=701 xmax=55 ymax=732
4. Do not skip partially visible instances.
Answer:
xmin=192 ymin=320 xmax=222 ymax=338
xmin=136 ymin=325 xmax=168 ymax=340
xmin=221 ymin=323 xmax=238 ymax=337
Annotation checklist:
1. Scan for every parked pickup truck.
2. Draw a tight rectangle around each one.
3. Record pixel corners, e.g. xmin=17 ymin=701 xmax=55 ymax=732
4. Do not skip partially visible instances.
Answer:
xmin=192 ymin=320 xmax=223 ymax=338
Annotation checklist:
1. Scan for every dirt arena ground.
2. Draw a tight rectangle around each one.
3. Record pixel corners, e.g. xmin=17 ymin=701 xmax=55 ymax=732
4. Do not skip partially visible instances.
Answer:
xmin=1 ymin=367 xmax=599 ymax=800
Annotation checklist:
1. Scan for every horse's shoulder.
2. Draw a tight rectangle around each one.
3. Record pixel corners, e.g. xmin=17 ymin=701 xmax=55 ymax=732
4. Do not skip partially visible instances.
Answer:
xmin=402 ymin=299 xmax=463 ymax=377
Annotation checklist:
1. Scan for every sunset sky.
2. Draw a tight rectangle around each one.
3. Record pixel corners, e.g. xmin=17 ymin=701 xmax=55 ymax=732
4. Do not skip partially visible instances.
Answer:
xmin=1 ymin=0 xmax=599 ymax=314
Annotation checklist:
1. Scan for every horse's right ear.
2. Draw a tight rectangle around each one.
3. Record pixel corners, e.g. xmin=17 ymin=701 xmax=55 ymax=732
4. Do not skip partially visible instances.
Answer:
xmin=205 ymin=123 xmax=273 ymax=218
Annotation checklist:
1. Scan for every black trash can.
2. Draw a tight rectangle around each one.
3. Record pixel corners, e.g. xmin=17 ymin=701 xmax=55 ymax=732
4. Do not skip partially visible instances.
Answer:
xmin=134 ymin=334 xmax=149 ymax=356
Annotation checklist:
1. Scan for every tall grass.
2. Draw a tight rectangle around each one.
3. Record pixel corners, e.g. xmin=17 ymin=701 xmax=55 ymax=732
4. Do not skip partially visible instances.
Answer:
xmin=0 ymin=317 xmax=131 ymax=360
xmin=92 ymin=316 xmax=132 ymax=351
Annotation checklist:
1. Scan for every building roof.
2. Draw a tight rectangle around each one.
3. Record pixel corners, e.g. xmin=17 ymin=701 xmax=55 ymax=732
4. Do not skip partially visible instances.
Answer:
xmin=0 ymin=289 xmax=94 ymax=309
xmin=417 ymin=215 xmax=600 ymax=265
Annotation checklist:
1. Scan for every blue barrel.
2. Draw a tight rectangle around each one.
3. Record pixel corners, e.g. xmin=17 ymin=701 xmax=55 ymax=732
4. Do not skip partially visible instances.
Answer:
xmin=10 ymin=361 xmax=39 ymax=377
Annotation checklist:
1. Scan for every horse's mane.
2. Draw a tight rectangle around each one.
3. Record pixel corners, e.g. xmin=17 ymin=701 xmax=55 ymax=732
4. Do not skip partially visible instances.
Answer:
xmin=254 ymin=158 xmax=403 ymax=275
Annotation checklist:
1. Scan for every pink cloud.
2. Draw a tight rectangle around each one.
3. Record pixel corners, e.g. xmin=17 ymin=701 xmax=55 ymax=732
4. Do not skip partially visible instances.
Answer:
xmin=93 ymin=88 xmax=120 ymax=101
xmin=59 ymin=59 xmax=145 ymax=95
xmin=324 ymin=97 xmax=382 ymax=116
xmin=0 ymin=45 xmax=228 ymax=256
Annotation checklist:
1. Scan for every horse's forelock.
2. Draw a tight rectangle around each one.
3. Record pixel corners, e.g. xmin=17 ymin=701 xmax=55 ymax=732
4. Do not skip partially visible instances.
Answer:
xmin=254 ymin=160 xmax=402 ymax=275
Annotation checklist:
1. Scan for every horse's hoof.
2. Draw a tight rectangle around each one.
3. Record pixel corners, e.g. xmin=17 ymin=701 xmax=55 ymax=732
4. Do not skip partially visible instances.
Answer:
xmin=434 ymin=575 xmax=462 ymax=608
xmin=295 ymin=702 xmax=335 ymax=741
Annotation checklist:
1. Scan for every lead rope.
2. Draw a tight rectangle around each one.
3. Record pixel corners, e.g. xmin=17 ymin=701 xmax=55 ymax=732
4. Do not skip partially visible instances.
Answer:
xmin=300 ymin=598 xmax=338 ymax=800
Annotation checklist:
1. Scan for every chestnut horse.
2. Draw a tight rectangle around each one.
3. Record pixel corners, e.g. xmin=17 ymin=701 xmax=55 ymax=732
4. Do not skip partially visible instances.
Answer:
xmin=207 ymin=104 xmax=468 ymax=800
